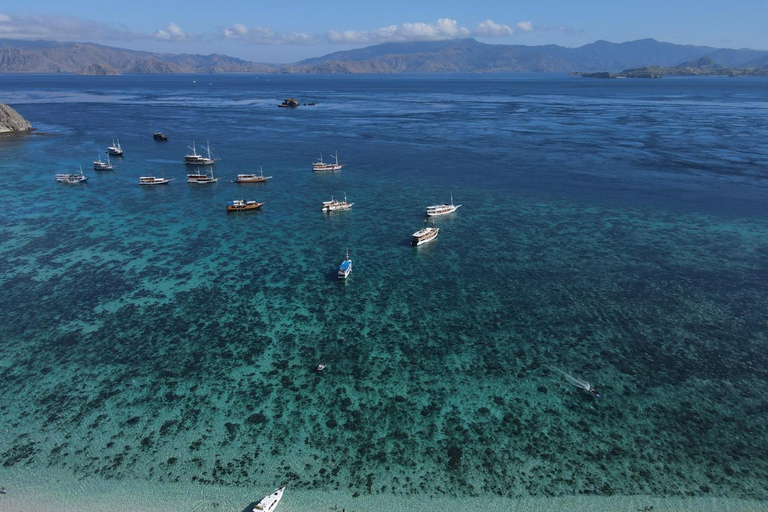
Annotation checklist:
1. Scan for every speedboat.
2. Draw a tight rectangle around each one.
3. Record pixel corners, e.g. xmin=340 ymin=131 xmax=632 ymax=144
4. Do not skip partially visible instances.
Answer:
xmin=184 ymin=141 xmax=217 ymax=166
xmin=139 ymin=176 xmax=172 ymax=185
xmin=426 ymin=192 xmax=461 ymax=216
xmin=227 ymin=199 xmax=264 ymax=212
xmin=411 ymin=220 xmax=439 ymax=246
xmin=321 ymin=194 xmax=354 ymax=212
xmin=252 ymin=486 xmax=285 ymax=512
xmin=312 ymin=151 xmax=344 ymax=171
xmin=93 ymin=154 xmax=113 ymax=171
xmin=338 ymin=248 xmax=352 ymax=279
xmin=55 ymin=167 xmax=88 ymax=184
xmin=106 ymin=139 xmax=123 ymax=156
xmin=316 ymin=364 xmax=327 ymax=371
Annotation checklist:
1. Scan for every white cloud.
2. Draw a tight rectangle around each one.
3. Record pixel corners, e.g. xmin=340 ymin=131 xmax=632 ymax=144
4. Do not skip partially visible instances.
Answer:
xmin=516 ymin=21 xmax=534 ymax=32
xmin=475 ymin=20 xmax=515 ymax=37
xmin=328 ymin=18 xmax=471 ymax=44
xmin=0 ymin=13 xmax=140 ymax=40
xmin=222 ymin=24 xmax=314 ymax=44
xmin=154 ymin=23 xmax=188 ymax=41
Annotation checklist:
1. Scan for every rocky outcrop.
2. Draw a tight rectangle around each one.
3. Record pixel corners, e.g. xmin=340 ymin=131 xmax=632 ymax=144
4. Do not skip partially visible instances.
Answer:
xmin=0 ymin=103 xmax=32 ymax=133
xmin=78 ymin=63 xmax=121 ymax=75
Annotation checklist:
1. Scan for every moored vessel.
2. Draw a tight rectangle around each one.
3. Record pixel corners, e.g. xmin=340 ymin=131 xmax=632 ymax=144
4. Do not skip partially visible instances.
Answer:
xmin=338 ymin=248 xmax=352 ymax=279
xmin=106 ymin=139 xmax=123 ymax=156
xmin=93 ymin=154 xmax=113 ymax=171
xmin=227 ymin=199 xmax=265 ymax=212
xmin=426 ymin=192 xmax=461 ymax=216
xmin=236 ymin=167 xmax=273 ymax=183
xmin=139 ymin=176 xmax=172 ymax=185
xmin=187 ymin=167 xmax=218 ymax=184
xmin=252 ymin=486 xmax=285 ymax=512
xmin=411 ymin=219 xmax=439 ymax=246
xmin=312 ymin=151 xmax=344 ymax=171
xmin=55 ymin=167 xmax=88 ymax=184
xmin=321 ymin=194 xmax=353 ymax=212
xmin=184 ymin=141 xmax=217 ymax=166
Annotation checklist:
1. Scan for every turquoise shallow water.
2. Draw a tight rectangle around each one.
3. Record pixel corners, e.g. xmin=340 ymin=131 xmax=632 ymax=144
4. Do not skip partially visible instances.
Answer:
xmin=1 ymin=74 xmax=768 ymax=506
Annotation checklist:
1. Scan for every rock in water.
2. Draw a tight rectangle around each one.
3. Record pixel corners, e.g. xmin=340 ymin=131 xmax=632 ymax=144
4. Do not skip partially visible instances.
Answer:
xmin=0 ymin=103 xmax=32 ymax=133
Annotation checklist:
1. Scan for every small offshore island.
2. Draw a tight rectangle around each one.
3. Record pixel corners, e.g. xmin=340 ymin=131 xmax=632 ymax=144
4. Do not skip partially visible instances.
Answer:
xmin=572 ymin=56 xmax=768 ymax=78
xmin=0 ymin=103 xmax=32 ymax=133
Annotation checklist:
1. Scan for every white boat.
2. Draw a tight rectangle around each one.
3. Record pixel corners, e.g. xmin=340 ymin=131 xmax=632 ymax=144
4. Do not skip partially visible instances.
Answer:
xmin=139 ymin=176 xmax=173 ymax=185
xmin=236 ymin=167 xmax=273 ymax=183
xmin=55 ymin=167 xmax=88 ymax=184
xmin=252 ymin=486 xmax=285 ymax=512
xmin=316 ymin=364 xmax=327 ymax=371
xmin=411 ymin=220 xmax=439 ymax=246
xmin=426 ymin=192 xmax=461 ymax=216
xmin=184 ymin=141 xmax=217 ymax=166
xmin=312 ymin=151 xmax=344 ymax=171
xmin=106 ymin=139 xmax=123 ymax=156
xmin=187 ymin=167 xmax=218 ymax=184
xmin=338 ymin=248 xmax=352 ymax=279
xmin=321 ymin=194 xmax=354 ymax=212
xmin=93 ymin=154 xmax=113 ymax=171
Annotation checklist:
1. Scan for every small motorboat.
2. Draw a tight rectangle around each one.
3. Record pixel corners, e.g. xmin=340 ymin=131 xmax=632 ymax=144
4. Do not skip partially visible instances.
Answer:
xmin=153 ymin=132 xmax=168 ymax=141
xmin=316 ymin=364 xmax=327 ymax=371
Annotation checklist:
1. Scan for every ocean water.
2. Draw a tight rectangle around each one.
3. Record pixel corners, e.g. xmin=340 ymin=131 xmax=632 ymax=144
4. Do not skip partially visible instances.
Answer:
xmin=0 ymin=73 xmax=767 ymax=510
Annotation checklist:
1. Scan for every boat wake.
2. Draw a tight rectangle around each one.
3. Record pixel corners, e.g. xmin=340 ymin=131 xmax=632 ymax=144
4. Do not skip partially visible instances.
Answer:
xmin=547 ymin=365 xmax=603 ymax=398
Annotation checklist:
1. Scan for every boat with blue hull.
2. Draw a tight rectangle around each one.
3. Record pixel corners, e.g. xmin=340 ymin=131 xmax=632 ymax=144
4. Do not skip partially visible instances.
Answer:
xmin=338 ymin=248 xmax=352 ymax=279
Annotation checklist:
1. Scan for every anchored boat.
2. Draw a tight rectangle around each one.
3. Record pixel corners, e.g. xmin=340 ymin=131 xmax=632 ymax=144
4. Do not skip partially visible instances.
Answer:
xmin=93 ymin=154 xmax=113 ymax=171
xmin=321 ymin=194 xmax=354 ymax=212
xmin=252 ymin=486 xmax=285 ymax=512
xmin=338 ymin=248 xmax=352 ymax=279
xmin=106 ymin=139 xmax=123 ymax=156
xmin=55 ymin=167 xmax=88 ymax=184
xmin=426 ymin=192 xmax=461 ymax=216
xmin=411 ymin=219 xmax=439 ymax=246
xmin=184 ymin=141 xmax=217 ymax=166
xmin=312 ymin=151 xmax=344 ymax=171
xmin=227 ymin=199 xmax=264 ymax=212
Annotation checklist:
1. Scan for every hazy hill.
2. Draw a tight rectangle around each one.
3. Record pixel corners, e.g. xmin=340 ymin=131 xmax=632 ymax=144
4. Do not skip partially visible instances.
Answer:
xmin=286 ymin=38 xmax=768 ymax=74
xmin=0 ymin=37 xmax=766 ymax=75
xmin=0 ymin=39 xmax=274 ymax=74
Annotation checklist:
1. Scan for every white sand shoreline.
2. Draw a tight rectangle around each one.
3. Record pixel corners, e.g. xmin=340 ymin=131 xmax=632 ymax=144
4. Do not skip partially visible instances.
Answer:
xmin=0 ymin=469 xmax=765 ymax=512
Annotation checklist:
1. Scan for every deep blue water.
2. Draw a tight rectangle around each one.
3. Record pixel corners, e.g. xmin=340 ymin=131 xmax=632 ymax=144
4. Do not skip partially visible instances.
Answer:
xmin=1 ymin=73 xmax=767 ymax=501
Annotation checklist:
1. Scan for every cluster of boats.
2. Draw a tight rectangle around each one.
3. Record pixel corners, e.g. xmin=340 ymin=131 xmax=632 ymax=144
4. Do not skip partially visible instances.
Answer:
xmin=56 ymin=137 xmax=463 ymax=279
xmin=411 ymin=193 xmax=461 ymax=246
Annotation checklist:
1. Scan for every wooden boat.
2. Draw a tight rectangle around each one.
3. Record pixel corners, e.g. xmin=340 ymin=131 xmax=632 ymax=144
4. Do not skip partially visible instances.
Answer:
xmin=139 ymin=176 xmax=172 ymax=185
xmin=312 ymin=151 xmax=344 ymax=171
xmin=55 ymin=167 xmax=88 ymax=184
xmin=411 ymin=219 xmax=439 ymax=246
xmin=93 ymin=154 xmax=113 ymax=171
xmin=426 ymin=192 xmax=462 ymax=216
xmin=236 ymin=167 xmax=272 ymax=183
xmin=227 ymin=199 xmax=264 ymax=212
xmin=107 ymin=139 xmax=123 ymax=156
xmin=184 ymin=141 xmax=217 ymax=166
xmin=321 ymin=194 xmax=353 ymax=212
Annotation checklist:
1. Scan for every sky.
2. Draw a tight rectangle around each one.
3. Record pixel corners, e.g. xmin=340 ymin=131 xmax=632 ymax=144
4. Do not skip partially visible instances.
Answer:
xmin=1 ymin=0 xmax=767 ymax=63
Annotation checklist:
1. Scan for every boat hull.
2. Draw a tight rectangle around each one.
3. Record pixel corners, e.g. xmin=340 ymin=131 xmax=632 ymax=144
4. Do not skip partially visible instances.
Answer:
xmin=227 ymin=202 xmax=264 ymax=212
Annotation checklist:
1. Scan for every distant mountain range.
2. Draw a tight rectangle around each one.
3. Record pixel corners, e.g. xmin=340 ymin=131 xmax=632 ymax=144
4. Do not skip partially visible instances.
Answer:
xmin=1 ymin=37 xmax=767 ymax=75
